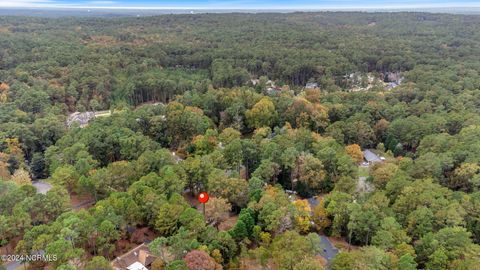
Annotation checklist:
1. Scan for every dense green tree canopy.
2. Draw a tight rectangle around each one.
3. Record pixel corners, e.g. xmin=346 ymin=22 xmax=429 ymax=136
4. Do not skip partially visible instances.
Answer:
xmin=2 ymin=11 xmax=480 ymax=270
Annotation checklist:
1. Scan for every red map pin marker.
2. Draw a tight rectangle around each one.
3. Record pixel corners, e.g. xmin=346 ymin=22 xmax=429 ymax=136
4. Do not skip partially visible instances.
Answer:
xmin=198 ymin=192 xmax=209 ymax=204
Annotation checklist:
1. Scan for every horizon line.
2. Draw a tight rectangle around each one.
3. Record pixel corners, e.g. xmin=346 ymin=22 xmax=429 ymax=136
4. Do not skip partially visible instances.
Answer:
xmin=1 ymin=3 xmax=480 ymax=11
xmin=2 ymin=7 xmax=480 ymax=11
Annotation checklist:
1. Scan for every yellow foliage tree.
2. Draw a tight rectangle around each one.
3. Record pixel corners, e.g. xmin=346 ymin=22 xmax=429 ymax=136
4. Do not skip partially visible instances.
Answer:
xmin=259 ymin=232 xmax=271 ymax=246
xmin=370 ymin=162 xmax=399 ymax=189
xmin=245 ymin=97 xmax=277 ymax=129
xmin=218 ymin=127 xmax=241 ymax=144
xmin=345 ymin=144 xmax=364 ymax=163
xmin=211 ymin=249 xmax=223 ymax=264
xmin=192 ymin=133 xmax=216 ymax=155
xmin=6 ymin=138 xmax=23 ymax=157
xmin=312 ymin=198 xmax=331 ymax=232
xmin=293 ymin=199 xmax=312 ymax=233
xmin=150 ymin=258 xmax=164 ymax=270
xmin=451 ymin=163 xmax=480 ymax=190
xmin=0 ymin=82 xmax=9 ymax=103
xmin=252 ymin=126 xmax=272 ymax=142
xmin=5 ymin=138 xmax=25 ymax=168
xmin=304 ymin=88 xmax=322 ymax=103
xmin=285 ymin=98 xmax=328 ymax=131
xmin=11 ymin=168 xmax=31 ymax=186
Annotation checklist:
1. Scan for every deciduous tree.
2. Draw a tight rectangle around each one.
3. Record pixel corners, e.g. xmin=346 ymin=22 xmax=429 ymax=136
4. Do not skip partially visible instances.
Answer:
xmin=246 ymin=97 xmax=277 ymax=129
xmin=184 ymin=250 xmax=217 ymax=270
xmin=345 ymin=144 xmax=363 ymax=163
xmin=205 ymin=197 xmax=231 ymax=227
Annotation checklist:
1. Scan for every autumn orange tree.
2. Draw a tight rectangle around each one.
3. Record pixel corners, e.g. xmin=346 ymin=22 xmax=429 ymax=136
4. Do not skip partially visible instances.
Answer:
xmin=0 ymin=82 xmax=9 ymax=103
xmin=345 ymin=144 xmax=363 ymax=163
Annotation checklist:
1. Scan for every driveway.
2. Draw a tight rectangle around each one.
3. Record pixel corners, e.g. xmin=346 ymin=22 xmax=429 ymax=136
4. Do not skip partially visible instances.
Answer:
xmin=318 ymin=234 xmax=339 ymax=263
xmin=32 ymin=181 xmax=52 ymax=194
xmin=5 ymin=261 xmax=23 ymax=270
xmin=306 ymin=198 xmax=339 ymax=264
xmin=357 ymin=176 xmax=373 ymax=193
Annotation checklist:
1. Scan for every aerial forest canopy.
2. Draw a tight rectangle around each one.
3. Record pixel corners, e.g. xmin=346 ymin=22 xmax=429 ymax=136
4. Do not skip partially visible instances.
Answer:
xmin=1 ymin=11 xmax=480 ymax=270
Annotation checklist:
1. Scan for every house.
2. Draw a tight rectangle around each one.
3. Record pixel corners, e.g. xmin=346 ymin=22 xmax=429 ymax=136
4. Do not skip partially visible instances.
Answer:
xmin=66 ymin=110 xmax=112 ymax=128
xmin=66 ymin=112 xmax=96 ymax=128
xmin=127 ymin=262 xmax=148 ymax=270
xmin=363 ymin=149 xmax=382 ymax=164
xmin=305 ymin=82 xmax=318 ymax=89
xmin=266 ymin=86 xmax=282 ymax=95
xmin=111 ymin=243 xmax=156 ymax=270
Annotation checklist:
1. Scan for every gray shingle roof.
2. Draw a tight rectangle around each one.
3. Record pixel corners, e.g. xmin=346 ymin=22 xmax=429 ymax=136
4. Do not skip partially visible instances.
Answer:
xmin=363 ymin=149 xmax=381 ymax=163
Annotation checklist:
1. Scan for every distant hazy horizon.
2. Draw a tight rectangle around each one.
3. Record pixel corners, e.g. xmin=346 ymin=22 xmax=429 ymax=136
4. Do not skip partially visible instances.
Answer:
xmin=1 ymin=7 xmax=480 ymax=17
xmin=1 ymin=0 xmax=480 ymax=10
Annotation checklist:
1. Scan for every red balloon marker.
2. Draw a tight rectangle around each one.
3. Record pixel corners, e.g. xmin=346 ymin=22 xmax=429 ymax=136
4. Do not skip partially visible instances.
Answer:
xmin=198 ymin=192 xmax=209 ymax=204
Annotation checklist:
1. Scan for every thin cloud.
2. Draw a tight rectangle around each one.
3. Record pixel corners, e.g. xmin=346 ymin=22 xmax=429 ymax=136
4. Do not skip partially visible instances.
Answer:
xmin=87 ymin=1 xmax=116 ymax=4
xmin=0 ymin=0 xmax=55 ymax=7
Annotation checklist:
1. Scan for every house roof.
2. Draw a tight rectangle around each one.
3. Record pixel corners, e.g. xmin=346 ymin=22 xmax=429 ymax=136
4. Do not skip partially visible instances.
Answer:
xmin=67 ymin=112 xmax=96 ymax=127
xmin=363 ymin=149 xmax=382 ymax=163
xmin=111 ymin=243 xmax=156 ymax=270
xmin=127 ymin=262 xmax=147 ymax=270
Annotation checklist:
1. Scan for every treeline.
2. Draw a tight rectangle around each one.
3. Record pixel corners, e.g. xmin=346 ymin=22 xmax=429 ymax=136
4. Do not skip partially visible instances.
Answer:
xmin=2 ymin=12 xmax=480 ymax=111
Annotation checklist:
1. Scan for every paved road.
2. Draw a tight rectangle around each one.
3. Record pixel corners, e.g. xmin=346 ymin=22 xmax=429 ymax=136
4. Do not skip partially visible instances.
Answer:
xmin=3 ymin=189 xmax=90 ymax=270
xmin=5 ymin=259 xmax=26 ymax=270
xmin=305 ymin=198 xmax=340 ymax=264
xmin=318 ymin=235 xmax=339 ymax=263
xmin=4 ymin=251 xmax=45 ymax=270
xmin=5 ymin=262 xmax=20 ymax=270
xmin=307 ymin=197 xmax=320 ymax=209
xmin=306 ymin=198 xmax=339 ymax=263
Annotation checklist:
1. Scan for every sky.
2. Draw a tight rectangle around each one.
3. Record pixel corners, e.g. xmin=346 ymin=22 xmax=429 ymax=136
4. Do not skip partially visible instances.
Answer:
xmin=0 ymin=0 xmax=480 ymax=10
